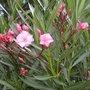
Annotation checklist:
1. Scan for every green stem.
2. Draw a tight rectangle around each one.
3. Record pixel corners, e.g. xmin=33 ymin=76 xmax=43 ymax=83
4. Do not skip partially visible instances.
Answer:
xmin=48 ymin=49 xmax=56 ymax=76
xmin=68 ymin=65 xmax=72 ymax=84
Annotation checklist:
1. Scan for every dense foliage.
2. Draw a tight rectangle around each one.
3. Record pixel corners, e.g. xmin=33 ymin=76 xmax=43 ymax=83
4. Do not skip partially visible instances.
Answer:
xmin=0 ymin=0 xmax=90 ymax=90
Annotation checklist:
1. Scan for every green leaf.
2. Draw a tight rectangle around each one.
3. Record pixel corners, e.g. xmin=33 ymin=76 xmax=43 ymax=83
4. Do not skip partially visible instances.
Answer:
xmin=63 ymin=67 xmax=69 ymax=82
xmin=78 ymin=0 xmax=86 ymax=16
xmin=34 ymin=14 xmax=45 ymax=32
xmin=0 ymin=4 xmax=10 ymax=16
xmin=54 ymin=79 xmax=67 ymax=86
xmin=46 ymin=1 xmax=61 ymax=31
xmin=70 ymin=42 xmax=89 ymax=64
xmin=37 ymin=0 xmax=44 ymax=10
xmin=34 ymin=75 xmax=55 ymax=80
xmin=16 ymin=5 xmax=33 ymax=31
xmin=72 ymin=51 xmax=90 ymax=67
xmin=20 ymin=77 xmax=56 ymax=90
xmin=0 ymin=60 xmax=13 ymax=68
xmin=46 ymin=0 xmax=56 ymax=10
xmin=0 ymin=80 xmax=16 ymax=90
xmin=28 ymin=3 xmax=34 ymax=16
xmin=65 ymin=80 xmax=90 ymax=90
xmin=58 ymin=45 xmax=78 ymax=62
xmin=0 ymin=16 xmax=8 ymax=33
xmin=66 ymin=0 xmax=77 ymax=27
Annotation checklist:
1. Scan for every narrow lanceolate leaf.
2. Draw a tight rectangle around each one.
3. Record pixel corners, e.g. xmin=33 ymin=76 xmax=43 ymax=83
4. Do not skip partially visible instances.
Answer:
xmin=54 ymin=80 xmax=67 ymax=86
xmin=41 ymin=0 xmax=48 ymax=10
xmin=46 ymin=1 xmax=61 ymax=31
xmin=65 ymin=80 xmax=90 ymax=90
xmin=34 ymin=14 xmax=45 ymax=33
xmin=63 ymin=67 xmax=69 ymax=82
xmin=66 ymin=0 xmax=76 ymax=27
xmin=0 ymin=4 xmax=10 ymax=16
xmin=15 ymin=3 xmax=34 ymax=31
xmin=28 ymin=3 xmax=35 ymax=16
xmin=78 ymin=0 xmax=86 ymax=16
xmin=0 ymin=60 xmax=13 ymax=67
xmin=70 ymin=42 xmax=89 ymax=64
xmin=33 ymin=75 xmax=55 ymax=80
xmin=20 ymin=77 xmax=56 ymax=90
xmin=0 ymin=16 xmax=7 ymax=33
xmin=0 ymin=80 xmax=16 ymax=90
xmin=72 ymin=51 xmax=90 ymax=67
xmin=46 ymin=0 xmax=56 ymax=10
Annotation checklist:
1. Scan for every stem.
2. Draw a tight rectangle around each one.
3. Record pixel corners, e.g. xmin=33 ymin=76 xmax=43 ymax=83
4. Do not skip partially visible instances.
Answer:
xmin=68 ymin=65 xmax=72 ymax=83
xmin=37 ymin=46 xmax=44 ymax=58
xmin=65 ymin=30 xmax=76 ymax=43
xmin=7 ymin=49 xmax=20 ymax=70
xmin=48 ymin=49 xmax=56 ymax=76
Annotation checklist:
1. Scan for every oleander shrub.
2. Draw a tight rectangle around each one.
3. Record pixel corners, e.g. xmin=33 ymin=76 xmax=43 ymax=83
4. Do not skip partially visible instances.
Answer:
xmin=0 ymin=0 xmax=90 ymax=90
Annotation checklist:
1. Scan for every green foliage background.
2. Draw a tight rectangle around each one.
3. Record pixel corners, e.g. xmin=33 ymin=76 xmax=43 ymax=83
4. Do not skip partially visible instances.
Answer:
xmin=0 ymin=0 xmax=90 ymax=90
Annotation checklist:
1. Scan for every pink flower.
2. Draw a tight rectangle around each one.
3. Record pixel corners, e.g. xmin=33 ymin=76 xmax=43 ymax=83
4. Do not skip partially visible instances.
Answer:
xmin=5 ymin=35 xmax=14 ymax=44
xmin=0 ymin=34 xmax=6 ymax=42
xmin=77 ymin=21 xmax=89 ymax=31
xmin=4 ymin=30 xmax=15 ymax=44
xmin=58 ymin=3 xmax=66 ymax=14
xmin=40 ymin=33 xmax=54 ymax=47
xmin=16 ymin=31 xmax=34 ymax=47
xmin=22 ymin=25 xmax=29 ymax=31
xmin=0 ymin=30 xmax=14 ymax=44
xmin=6 ymin=29 xmax=15 ymax=44
xmin=20 ymin=68 xmax=28 ymax=75
xmin=16 ymin=24 xmax=22 ymax=33
xmin=7 ymin=29 xmax=15 ymax=36
xmin=0 ymin=34 xmax=13 ymax=44
xmin=18 ymin=57 xmax=26 ymax=63
xmin=36 ymin=28 xmax=42 ymax=36
xmin=0 ymin=34 xmax=4 ymax=40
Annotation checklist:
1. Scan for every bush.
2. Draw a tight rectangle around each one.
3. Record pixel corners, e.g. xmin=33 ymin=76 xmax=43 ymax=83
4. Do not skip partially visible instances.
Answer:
xmin=0 ymin=0 xmax=90 ymax=90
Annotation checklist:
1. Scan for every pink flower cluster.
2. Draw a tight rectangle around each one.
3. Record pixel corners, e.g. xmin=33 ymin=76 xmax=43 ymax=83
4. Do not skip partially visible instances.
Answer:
xmin=58 ymin=3 xmax=66 ymax=14
xmin=77 ymin=21 xmax=89 ymax=31
xmin=0 ymin=29 xmax=15 ymax=44
xmin=0 ymin=24 xmax=54 ymax=49
xmin=0 ymin=24 xmax=54 ymax=64
xmin=0 ymin=21 xmax=89 ymax=76
xmin=15 ymin=25 xmax=54 ymax=48
xmin=16 ymin=24 xmax=29 ymax=33
xmin=20 ymin=68 xmax=28 ymax=75
xmin=0 ymin=24 xmax=54 ymax=76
